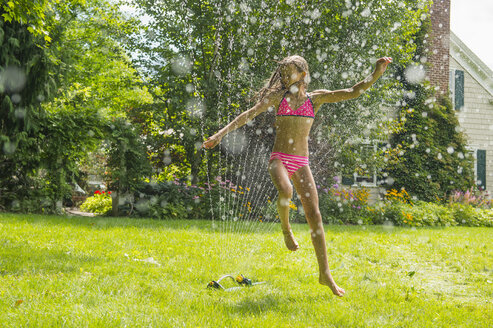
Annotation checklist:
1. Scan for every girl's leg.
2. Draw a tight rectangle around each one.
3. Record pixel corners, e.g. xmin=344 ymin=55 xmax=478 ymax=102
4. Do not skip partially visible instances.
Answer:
xmin=291 ymin=165 xmax=345 ymax=297
xmin=268 ymin=158 xmax=299 ymax=251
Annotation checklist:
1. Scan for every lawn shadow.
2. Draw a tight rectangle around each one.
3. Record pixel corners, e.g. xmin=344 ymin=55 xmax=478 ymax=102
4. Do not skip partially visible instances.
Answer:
xmin=224 ymin=294 xmax=281 ymax=314
xmin=222 ymin=292 xmax=336 ymax=315
xmin=0 ymin=240 xmax=102 ymax=277
xmin=1 ymin=212 xmax=458 ymax=237
xmin=0 ymin=212 xmax=283 ymax=235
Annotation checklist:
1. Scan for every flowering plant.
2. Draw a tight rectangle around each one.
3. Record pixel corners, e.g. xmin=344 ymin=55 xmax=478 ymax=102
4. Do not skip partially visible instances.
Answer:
xmin=80 ymin=190 xmax=112 ymax=214
xmin=317 ymin=176 xmax=371 ymax=224
xmin=448 ymin=186 xmax=491 ymax=209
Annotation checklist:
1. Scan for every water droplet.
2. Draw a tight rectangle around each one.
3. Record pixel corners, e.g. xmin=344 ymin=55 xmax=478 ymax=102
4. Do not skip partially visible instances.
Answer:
xmin=186 ymin=98 xmax=205 ymax=118
xmin=361 ymin=7 xmax=371 ymax=17
xmin=289 ymin=85 xmax=299 ymax=93
xmin=0 ymin=66 xmax=26 ymax=93
xmin=3 ymin=141 xmax=16 ymax=154
xmin=11 ymin=94 xmax=21 ymax=103
xmin=14 ymin=107 xmax=26 ymax=119
xmin=171 ymin=55 xmax=192 ymax=76
xmin=404 ymin=64 xmax=426 ymax=85
xmin=221 ymin=130 xmax=248 ymax=154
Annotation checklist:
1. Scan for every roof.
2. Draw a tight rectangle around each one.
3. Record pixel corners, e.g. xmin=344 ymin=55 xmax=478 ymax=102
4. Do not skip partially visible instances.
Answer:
xmin=449 ymin=31 xmax=493 ymax=97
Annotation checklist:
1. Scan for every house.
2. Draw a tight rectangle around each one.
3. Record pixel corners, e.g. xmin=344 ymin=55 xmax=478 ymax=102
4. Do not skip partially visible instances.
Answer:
xmin=449 ymin=31 xmax=493 ymax=196
xmin=341 ymin=0 xmax=493 ymax=203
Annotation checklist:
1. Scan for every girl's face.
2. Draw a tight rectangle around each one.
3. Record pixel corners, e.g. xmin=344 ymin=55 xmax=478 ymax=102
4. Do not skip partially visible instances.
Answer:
xmin=280 ymin=63 xmax=305 ymax=88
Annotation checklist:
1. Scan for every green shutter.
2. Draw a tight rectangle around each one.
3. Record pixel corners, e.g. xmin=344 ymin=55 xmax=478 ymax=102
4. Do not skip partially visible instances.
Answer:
xmin=455 ymin=70 xmax=464 ymax=110
xmin=477 ymin=149 xmax=486 ymax=190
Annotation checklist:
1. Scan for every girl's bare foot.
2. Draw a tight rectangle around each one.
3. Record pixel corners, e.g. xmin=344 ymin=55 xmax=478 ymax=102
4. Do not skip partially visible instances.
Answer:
xmin=319 ymin=273 xmax=345 ymax=297
xmin=282 ymin=229 xmax=299 ymax=251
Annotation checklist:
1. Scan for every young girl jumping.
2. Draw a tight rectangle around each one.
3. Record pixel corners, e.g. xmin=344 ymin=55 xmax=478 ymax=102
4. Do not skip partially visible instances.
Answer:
xmin=202 ymin=55 xmax=392 ymax=297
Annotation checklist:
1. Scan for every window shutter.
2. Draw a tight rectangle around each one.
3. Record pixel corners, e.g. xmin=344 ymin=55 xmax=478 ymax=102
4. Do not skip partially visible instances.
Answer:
xmin=342 ymin=174 xmax=354 ymax=186
xmin=476 ymin=149 xmax=486 ymax=189
xmin=454 ymin=70 xmax=464 ymax=110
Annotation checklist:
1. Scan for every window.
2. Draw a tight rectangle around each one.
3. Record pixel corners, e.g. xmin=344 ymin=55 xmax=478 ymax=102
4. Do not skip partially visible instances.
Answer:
xmin=449 ymin=69 xmax=464 ymax=110
xmin=342 ymin=142 xmax=386 ymax=187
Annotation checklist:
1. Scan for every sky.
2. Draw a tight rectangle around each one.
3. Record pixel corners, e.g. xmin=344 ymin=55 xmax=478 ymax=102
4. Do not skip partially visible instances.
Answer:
xmin=451 ymin=0 xmax=493 ymax=71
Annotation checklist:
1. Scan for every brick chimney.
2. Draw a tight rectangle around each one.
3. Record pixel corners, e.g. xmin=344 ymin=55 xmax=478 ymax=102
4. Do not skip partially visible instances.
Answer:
xmin=426 ymin=0 xmax=451 ymax=96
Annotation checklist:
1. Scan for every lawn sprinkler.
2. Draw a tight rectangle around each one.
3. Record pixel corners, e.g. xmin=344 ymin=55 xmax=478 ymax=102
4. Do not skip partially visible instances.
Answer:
xmin=207 ymin=274 xmax=266 ymax=291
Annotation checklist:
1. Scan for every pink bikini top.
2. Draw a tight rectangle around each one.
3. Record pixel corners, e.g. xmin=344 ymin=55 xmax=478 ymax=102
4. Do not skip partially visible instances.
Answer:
xmin=276 ymin=91 xmax=315 ymax=118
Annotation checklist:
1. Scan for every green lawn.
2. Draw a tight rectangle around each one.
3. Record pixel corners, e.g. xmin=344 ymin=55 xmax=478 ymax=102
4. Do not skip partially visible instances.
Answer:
xmin=0 ymin=213 xmax=491 ymax=327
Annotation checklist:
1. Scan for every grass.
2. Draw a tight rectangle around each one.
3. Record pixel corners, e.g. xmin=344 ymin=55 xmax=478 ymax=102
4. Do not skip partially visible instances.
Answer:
xmin=0 ymin=212 xmax=492 ymax=327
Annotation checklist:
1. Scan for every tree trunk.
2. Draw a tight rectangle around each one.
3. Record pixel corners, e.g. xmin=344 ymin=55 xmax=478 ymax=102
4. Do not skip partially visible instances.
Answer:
xmin=111 ymin=190 xmax=119 ymax=217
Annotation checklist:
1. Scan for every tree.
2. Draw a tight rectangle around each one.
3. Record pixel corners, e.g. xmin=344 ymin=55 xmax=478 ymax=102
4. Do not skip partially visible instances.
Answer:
xmin=127 ymin=0 xmax=430 ymax=188
xmin=0 ymin=0 xmax=153 ymax=212
xmin=384 ymin=17 xmax=475 ymax=202
xmin=0 ymin=9 xmax=52 ymax=210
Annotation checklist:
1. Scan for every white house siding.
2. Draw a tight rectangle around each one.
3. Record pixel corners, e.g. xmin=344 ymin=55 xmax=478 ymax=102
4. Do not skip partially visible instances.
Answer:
xmin=449 ymin=56 xmax=493 ymax=198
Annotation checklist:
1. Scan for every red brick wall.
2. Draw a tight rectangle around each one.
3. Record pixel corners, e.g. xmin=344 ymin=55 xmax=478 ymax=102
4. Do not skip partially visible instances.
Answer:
xmin=426 ymin=0 xmax=450 ymax=96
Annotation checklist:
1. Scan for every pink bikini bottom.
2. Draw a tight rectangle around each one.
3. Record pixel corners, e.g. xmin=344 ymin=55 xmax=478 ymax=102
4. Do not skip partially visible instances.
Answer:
xmin=269 ymin=151 xmax=309 ymax=179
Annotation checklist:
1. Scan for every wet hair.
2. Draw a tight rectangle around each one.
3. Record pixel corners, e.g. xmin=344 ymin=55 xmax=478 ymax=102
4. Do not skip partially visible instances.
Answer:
xmin=253 ymin=55 xmax=311 ymax=103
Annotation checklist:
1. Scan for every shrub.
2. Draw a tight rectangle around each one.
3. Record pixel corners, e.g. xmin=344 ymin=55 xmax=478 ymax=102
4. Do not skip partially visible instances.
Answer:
xmin=318 ymin=178 xmax=371 ymax=225
xmin=80 ymin=190 xmax=112 ymax=214
xmin=448 ymin=186 xmax=491 ymax=209
xmin=130 ymin=176 xmax=259 ymax=221
xmin=451 ymin=203 xmax=493 ymax=227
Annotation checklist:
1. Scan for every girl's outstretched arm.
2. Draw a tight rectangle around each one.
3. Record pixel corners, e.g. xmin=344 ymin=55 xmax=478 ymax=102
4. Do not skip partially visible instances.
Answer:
xmin=202 ymin=91 xmax=282 ymax=149
xmin=311 ymin=57 xmax=392 ymax=105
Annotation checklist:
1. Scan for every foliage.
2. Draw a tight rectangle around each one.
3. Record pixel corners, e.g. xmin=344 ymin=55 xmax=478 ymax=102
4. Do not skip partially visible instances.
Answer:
xmin=379 ymin=200 xmax=456 ymax=227
xmin=1 ymin=0 xmax=152 ymax=212
xmin=384 ymin=17 xmax=475 ymax=202
xmin=128 ymin=176 xmax=265 ymax=221
xmin=0 ymin=11 xmax=53 ymax=211
xmin=384 ymin=187 xmax=413 ymax=205
xmin=80 ymin=190 xmax=112 ymax=214
xmin=375 ymin=200 xmax=492 ymax=228
xmin=1 ymin=0 xmax=53 ymax=41
xmin=126 ymin=0 xmax=431 ymax=186
xmin=104 ymin=117 xmax=152 ymax=200
xmin=317 ymin=177 xmax=371 ymax=225
xmin=448 ymin=186 xmax=491 ymax=209
xmin=450 ymin=203 xmax=493 ymax=227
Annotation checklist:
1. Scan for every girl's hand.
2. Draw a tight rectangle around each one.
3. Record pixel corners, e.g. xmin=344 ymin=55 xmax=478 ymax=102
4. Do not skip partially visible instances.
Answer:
xmin=202 ymin=134 xmax=223 ymax=149
xmin=375 ymin=57 xmax=392 ymax=75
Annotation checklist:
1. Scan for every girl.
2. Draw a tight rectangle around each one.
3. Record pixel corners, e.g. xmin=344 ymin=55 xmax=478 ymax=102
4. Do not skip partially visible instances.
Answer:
xmin=202 ymin=55 xmax=392 ymax=297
